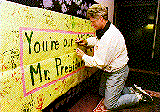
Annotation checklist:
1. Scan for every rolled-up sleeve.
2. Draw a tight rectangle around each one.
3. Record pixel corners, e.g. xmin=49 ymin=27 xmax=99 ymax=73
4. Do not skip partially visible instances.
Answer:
xmin=82 ymin=54 xmax=105 ymax=69
xmin=82 ymin=37 xmax=114 ymax=70
xmin=86 ymin=37 xmax=98 ymax=46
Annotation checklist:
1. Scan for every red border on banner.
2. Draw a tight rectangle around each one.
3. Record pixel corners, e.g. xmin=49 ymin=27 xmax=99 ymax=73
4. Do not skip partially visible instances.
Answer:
xmin=19 ymin=27 xmax=95 ymax=97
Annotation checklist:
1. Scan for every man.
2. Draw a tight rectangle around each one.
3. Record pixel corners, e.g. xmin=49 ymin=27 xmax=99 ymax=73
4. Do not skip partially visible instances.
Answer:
xmin=75 ymin=4 xmax=153 ymax=110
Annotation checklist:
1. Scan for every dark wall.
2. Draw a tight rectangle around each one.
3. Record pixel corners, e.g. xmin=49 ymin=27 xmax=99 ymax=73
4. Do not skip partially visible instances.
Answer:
xmin=7 ymin=0 xmax=43 ymax=7
xmin=114 ymin=0 xmax=159 ymax=72
xmin=154 ymin=5 xmax=160 ymax=61
xmin=114 ymin=0 xmax=159 ymax=93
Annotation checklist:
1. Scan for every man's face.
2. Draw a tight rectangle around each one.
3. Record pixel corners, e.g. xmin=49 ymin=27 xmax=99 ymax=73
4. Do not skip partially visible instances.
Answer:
xmin=90 ymin=17 xmax=103 ymax=30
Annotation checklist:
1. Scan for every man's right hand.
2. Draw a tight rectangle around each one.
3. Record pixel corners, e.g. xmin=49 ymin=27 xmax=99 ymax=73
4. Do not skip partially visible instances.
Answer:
xmin=75 ymin=38 xmax=87 ymax=46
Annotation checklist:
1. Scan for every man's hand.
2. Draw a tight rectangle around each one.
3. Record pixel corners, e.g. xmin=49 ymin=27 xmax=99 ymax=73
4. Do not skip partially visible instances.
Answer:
xmin=75 ymin=38 xmax=87 ymax=46
xmin=76 ymin=48 xmax=85 ymax=58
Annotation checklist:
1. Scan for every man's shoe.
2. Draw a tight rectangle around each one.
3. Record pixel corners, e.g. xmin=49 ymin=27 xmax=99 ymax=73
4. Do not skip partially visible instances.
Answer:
xmin=133 ymin=84 xmax=153 ymax=102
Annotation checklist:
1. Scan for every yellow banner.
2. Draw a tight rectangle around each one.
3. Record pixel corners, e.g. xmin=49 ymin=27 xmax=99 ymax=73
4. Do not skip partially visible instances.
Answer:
xmin=0 ymin=1 xmax=97 ymax=111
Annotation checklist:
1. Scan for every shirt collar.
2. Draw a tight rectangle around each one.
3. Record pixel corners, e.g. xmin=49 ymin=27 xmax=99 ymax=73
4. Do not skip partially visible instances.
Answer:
xmin=96 ymin=21 xmax=111 ymax=40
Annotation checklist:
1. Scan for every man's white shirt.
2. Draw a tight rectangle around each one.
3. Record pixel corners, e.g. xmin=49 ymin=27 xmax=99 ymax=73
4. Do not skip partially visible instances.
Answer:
xmin=82 ymin=23 xmax=129 ymax=72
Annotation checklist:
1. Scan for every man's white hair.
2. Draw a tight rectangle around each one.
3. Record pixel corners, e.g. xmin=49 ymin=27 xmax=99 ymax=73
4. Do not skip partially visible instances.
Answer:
xmin=87 ymin=4 xmax=108 ymax=20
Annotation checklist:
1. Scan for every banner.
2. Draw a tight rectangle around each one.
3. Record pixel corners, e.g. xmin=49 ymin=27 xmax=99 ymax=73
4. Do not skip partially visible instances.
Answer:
xmin=0 ymin=1 xmax=97 ymax=111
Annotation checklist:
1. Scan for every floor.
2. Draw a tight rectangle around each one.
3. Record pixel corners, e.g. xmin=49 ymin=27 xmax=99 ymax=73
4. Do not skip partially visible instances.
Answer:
xmin=68 ymin=90 xmax=160 ymax=112
xmin=68 ymin=91 xmax=102 ymax=112
xmin=43 ymin=70 xmax=160 ymax=112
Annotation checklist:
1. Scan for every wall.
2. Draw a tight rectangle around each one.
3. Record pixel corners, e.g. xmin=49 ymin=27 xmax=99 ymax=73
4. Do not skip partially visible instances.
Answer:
xmin=94 ymin=0 xmax=114 ymax=23
xmin=0 ymin=1 xmax=97 ymax=111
